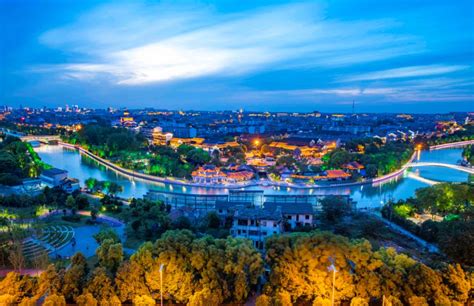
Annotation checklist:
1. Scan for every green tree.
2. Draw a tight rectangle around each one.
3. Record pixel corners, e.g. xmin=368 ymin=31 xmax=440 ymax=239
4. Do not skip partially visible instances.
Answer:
xmin=320 ymin=196 xmax=352 ymax=222
xmin=96 ymin=239 xmax=123 ymax=273
xmin=107 ymin=182 xmax=123 ymax=197
xmin=65 ymin=195 xmax=76 ymax=213
xmin=62 ymin=253 xmax=88 ymax=301
xmin=84 ymin=177 xmax=98 ymax=191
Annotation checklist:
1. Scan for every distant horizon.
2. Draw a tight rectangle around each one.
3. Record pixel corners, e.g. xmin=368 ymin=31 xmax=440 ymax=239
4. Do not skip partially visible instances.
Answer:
xmin=4 ymin=103 xmax=473 ymax=115
xmin=1 ymin=0 xmax=473 ymax=112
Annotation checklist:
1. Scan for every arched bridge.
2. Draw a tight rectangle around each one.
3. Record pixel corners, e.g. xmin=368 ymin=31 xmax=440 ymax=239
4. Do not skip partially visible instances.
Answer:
xmin=20 ymin=135 xmax=61 ymax=142
xmin=407 ymin=162 xmax=474 ymax=174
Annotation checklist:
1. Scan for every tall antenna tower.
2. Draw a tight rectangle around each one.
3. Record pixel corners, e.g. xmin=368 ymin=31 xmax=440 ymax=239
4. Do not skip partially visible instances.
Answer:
xmin=352 ymin=100 xmax=355 ymax=115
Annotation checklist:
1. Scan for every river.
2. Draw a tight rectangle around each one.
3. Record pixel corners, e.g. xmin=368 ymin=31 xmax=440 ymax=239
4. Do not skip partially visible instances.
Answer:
xmin=35 ymin=145 xmax=469 ymax=209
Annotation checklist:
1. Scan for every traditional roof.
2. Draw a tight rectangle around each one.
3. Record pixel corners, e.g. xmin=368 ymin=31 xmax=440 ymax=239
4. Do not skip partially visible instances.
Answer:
xmin=325 ymin=169 xmax=351 ymax=178
xmin=343 ymin=161 xmax=365 ymax=170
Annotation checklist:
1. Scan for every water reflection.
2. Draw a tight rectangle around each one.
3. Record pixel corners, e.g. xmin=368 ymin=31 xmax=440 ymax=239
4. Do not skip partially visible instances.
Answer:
xmin=36 ymin=146 xmax=469 ymax=209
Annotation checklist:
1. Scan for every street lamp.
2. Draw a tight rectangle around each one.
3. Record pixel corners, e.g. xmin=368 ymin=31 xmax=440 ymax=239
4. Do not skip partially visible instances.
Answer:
xmin=160 ymin=263 xmax=165 ymax=306
xmin=328 ymin=257 xmax=337 ymax=306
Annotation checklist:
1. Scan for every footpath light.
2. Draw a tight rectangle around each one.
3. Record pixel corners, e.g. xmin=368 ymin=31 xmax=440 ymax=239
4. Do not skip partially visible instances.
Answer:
xmin=160 ymin=263 xmax=165 ymax=306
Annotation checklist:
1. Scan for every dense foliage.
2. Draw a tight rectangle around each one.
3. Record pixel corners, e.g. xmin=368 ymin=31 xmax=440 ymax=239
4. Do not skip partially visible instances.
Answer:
xmin=0 ymin=230 xmax=471 ymax=305
xmin=0 ymin=230 xmax=264 ymax=305
xmin=64 ymin=124 xmax=211 ymax=179
xmin=262 ymin=231 xmax=471 ymax=305
xmin=382 ymin=183 xmax=474 ymax=266
xmin=463 ymin=145 xmax=474 ymax=165
xmin=64 ymin=124 xmax=147 ymax=158
xmin=426 ymin=124 xmax=474 ymax=145
xmin=323 ymin=139 xmax=414 ymax=177
xmin=0 ymin=136 xmax=49 ymax=185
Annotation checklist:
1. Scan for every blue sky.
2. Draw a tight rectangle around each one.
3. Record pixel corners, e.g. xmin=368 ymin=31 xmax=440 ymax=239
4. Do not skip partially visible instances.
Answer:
xmin=1 ymin=0 xmax=473 ymax=112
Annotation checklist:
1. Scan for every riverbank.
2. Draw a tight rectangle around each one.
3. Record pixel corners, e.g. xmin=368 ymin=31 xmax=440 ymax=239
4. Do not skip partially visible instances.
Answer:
xmin=58 ymin=142 xmax=417 ymax=191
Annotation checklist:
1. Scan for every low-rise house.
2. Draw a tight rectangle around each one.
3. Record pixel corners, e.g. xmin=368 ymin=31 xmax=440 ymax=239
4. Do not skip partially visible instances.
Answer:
xmin=324 ymin=170 xmax=351 ymax=181
xmin=264 ymin=202 xmax=314 ymax=229
xmin=343 ymin=161 xmax=365 ymax=173
xmin=40 ymin=168 xmax=68 ymax=186
xmin=231 ymin=207 xmax=284 ymax=249
xmin=192 ymin=164 xmax=254 ymax=185
xmin=191 ymin=164 xmax=226 ymax=184
xmin=40 ymin=168 xmax=80 ymax=192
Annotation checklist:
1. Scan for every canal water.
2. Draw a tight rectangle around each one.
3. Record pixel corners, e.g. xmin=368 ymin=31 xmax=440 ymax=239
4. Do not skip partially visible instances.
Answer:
xmin=35 ymin=146 xmax=469 ymax=209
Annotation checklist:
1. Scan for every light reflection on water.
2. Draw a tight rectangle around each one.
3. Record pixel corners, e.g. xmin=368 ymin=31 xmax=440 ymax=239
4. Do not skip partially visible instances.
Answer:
xmin=36 ymin=146 xmax=469 ymax=209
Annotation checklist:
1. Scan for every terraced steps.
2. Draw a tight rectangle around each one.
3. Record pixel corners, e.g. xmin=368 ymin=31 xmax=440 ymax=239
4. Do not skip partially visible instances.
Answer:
xmin=22 ymin=225 xmax=74 ymax=259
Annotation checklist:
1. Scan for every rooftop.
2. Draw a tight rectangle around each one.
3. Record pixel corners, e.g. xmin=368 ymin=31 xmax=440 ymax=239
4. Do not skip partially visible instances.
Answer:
xmin=264 ymin=202 xmax=314 ymax=215
xmin=41 ymin=168 xmax=68 ymax=176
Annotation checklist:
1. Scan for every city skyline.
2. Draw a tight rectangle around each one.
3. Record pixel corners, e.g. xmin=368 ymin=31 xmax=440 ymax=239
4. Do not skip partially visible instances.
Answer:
xmin=1 ymin=0 xmax=473 ymax=113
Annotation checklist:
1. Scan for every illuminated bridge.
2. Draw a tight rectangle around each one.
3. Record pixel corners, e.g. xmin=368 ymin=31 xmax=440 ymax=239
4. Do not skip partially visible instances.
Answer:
xmin=20 ymin=135 xmax=61 ymax=142
xmin=407 ymin=162 xmax=474 ymax=174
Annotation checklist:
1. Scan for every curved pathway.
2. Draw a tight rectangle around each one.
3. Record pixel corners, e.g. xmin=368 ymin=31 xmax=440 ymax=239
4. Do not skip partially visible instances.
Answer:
xmin=407 ymin=162 xmax=474 ymax=174
xmin=429 ymin=139 xmax=474 ymax=150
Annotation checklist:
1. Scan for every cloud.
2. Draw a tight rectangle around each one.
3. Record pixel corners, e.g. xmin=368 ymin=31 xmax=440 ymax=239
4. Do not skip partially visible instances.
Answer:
xmin=342 ymin=64 xmax=469 ymax=82
xmin=36 ymin=2 xmax=425 ymax=85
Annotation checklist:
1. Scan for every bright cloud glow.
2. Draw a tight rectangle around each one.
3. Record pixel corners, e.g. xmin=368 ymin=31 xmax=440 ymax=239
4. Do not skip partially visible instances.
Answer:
xmin=37 ymin=2 xmax=425 ymax=85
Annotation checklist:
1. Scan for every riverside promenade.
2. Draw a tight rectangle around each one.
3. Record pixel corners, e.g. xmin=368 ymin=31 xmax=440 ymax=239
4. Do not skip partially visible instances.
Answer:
xmin=59 ymin=142 xmax=418 ymax=190
xmin=429 ymin=139 xmax=474 ymax=150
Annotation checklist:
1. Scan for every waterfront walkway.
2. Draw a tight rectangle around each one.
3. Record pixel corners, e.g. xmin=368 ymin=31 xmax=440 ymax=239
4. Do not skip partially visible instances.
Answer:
xmin=429 ymin=139 xmax=474 ymax=150
xmin=407 ymin=162 xmax=474 ymax=174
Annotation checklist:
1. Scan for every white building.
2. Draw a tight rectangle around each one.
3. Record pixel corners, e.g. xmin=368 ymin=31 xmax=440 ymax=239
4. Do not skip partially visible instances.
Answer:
xmin=231 ymin=207 xmax=284 ymax=249
xmin=40 ymin=168 xmax=68 ymax=186
xmin=264 ymin=202 xmax=314 ymax=229
xmin=40 ymin=168 xmax=80 ymax=193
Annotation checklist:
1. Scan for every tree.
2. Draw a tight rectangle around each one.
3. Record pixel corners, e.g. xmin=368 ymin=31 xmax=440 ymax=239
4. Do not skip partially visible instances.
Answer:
xmin=186 ymin=148 xmax=211 ymax=166
xmin=107 ymin=182 xmax=123 ymax=197
xmin=85 ymin=267 xmax=118 ymax=302
xmin=133 ymin=295 xmax=156 ymax=306
xmin=43 ymin=294 xmax=66 ymax=306
xmin=256 ymin=294 xmax=272 ymax=306
xmin=62 ymin=253 xmax=88 ymax=301
xmin=65 ymin=195 xmax=76 ymax=214
xmin=8 ymin=242 xmax=25 ymax=273
xmin=96 ymin=239 xmax=123 ymax=273
xmin=205 ymin=211 xmax=220 ymax=229
xmin=94 ymin=228 xmax=120 ymax=244
xmin=84 ymin=177 xmax=98 ymax=191
xmin=75 ymin=293 xmax=98 ymax=306
xmin=320 ymin=196 xmax=352 ymax=222
xmin=75 ymin=194 xmax=89 ymax=210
